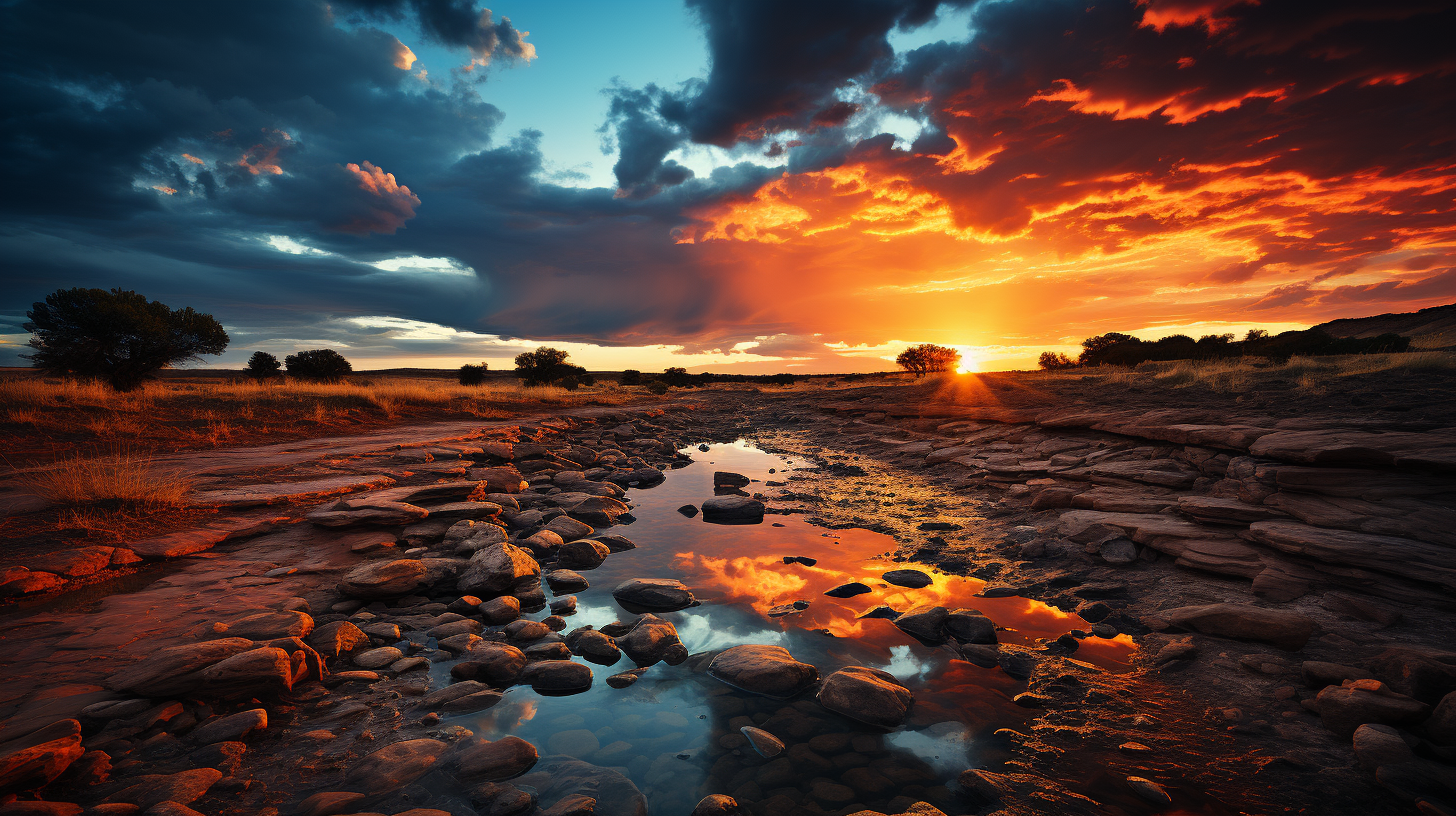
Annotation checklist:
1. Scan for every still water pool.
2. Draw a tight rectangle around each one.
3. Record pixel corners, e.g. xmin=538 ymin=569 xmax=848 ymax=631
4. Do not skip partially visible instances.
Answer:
xmin=451 ymin=441 xmax=1133 ymax=814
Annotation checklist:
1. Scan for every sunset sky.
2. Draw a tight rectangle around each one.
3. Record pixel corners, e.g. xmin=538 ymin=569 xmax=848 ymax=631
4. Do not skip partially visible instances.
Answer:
xmin=1 ymin=0 xmax=1452 ymax=372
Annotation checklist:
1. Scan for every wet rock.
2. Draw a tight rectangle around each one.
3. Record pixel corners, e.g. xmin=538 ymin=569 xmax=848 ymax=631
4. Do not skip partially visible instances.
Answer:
xmin=421 ymin=681 xmax=503 ymax=713
xmin=447 ymin=521 xmax=509 ymax=554
xmin=514 ymin=756 xmax=648 ymax=816
xmin=740 ymin=726 xmax=784 ymax=758
xmin=691 ymin=794 xmax=748 ymax=816
xmin=882 ymin=569 xmax=932 ymax=588
xmin=700 ymin=496 xmax=765 ymax=523
xmin=296 ymin=791 xmax=366 ymax=816
xmin=1374 ymin=760 xmax=1456 ymax=805
xmin=521 ymin=530 xmax=565 ymax=555
xmin=1317 ymin=679 xmax=1430 ymax=738
xmin=504 ymin=619 xmax=551 ymax=642
xmin=452 ymin=643 xmax=528 ymax=686
xmin=859 ymin=605 xmax=901 ymax=620
xmin=568 ymin=496 xmax=631 ymax=527
xmin=958 ymin=644 xmax=1000 ymax=668
xmin=470 ymin=467 xmax=528 ymax=494
xmin=429 ymin=618 xmax=484 ymax=639
xmin=825 ymin=582 xmax=871 ymax=598
xmin=106 ymin=768 xmax=222 ymax=808
xmin=200 ymin=647 xmax=295 ymax=697
xmin=592 ymin=534 xmax=637 ymax=553
xmin=544 ymin=516 xmax=594 ymax=543
xmin=458 ymin=544 xmax=541 ymax=596
xmin=307 ymin=498 xmax=427 ymax=527
xmin=189 ymin=709 xmax=266 ymax=745
xmin=1099 ymin=538 xmax=1139 ymax=564
xmin=1353 ymin=724 xmax=1417 ymax=770
xmin=708 ymin=645 xmax=818 ymax=698
xmin=565 ymin=629 xmax=621 ymax=665
xmin=107 ymin=639 xmax=256 ymax=697
xmin=612 ymin=578 xmax=696 ymax=612
xmin=355 ymin=647 xmax=405 ymax=669
xmin=479 ymin=595 xmax=523 ymax=625
xmin=1156 ymin=636 xmax=1198 ymax=664
xmin=338 ymin=560 xmax=433 ymax=600
xmin=519 ymin=660 xmax=593 ymax=694
xmin=344 ymin=738 xmax=446 ymax=795
xmin=546 ymin=571 xmax=591 ymax=595
xmin=556 ymin=539 xmax=611 ymax=571
xmin=958 ymin=769 xmax=1011 ymax=805
xmin=614 ymin=614 xmax=687 ymax=667
xmin=550 ymin=596 xmax=577 ymax=615
xmin=308 ymin=621 xmax=370 ymax=657
xmin=606 ymin=668 xmax=647 ymax=689
xmin=216 ymin=610 xmax=314 ymax=640
xmin=998 ymin=649 xmax=1039 ymax=681
xmin=1127 ymin=776 xmax=1172 ymax=806
xmin=0 ymin=568 xmax=65 ymax=597
xmin=1430 ymin=691 xmax=1456 ymax=744
xmin=540 ymin=794 xmax=598 ymax=816
xmin=453 ymin=735 xmax=539 ymax=780
xmin=714 ymin=472 xmax=751 ymax=488
xmin=817 ymin=666 xmax=913 ymax=728
xmin=944 ymin=609 xmax=997 ymax=644
xmin=1159 ymin=604 xmax=1316 ymax=650
xmin=525 ymin=642 xmax=572 ymax=660
xmin=1368 ymin=647 xmax=1456 ymax=703
xmin=0 ymin=719 xmax=84 ymax=791
xmin=894 ymin=605 xmax=950 ymax=644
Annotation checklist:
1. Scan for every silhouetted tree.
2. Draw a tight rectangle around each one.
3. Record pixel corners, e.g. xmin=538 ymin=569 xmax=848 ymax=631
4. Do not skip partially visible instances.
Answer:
xmin=285 ymin=349 xmax=352 ymax=382
xmin=246 ymin=351 xmax=282 ymax=380
xmin=458 ymin=362 xmax=488 ymax=385
xmin=896 ymin=344 xmax=961 ymax=376
xmin=620 ymin=369 xmax=642 ymax=386
xmin=661 ymin=366 xmax=692 ymax=387
xmin=1038 ymin=351 xmax=1077 ymax=370
xmin=1245 ymin=329 xmax=1269 ymax=341
xmin=1078 ymin=332 xmax=1139 ymax=366
xmin=23 ymin=287 xmax=229 ymax=391
xmin=514 ymin=347 xmax=585 ymax=386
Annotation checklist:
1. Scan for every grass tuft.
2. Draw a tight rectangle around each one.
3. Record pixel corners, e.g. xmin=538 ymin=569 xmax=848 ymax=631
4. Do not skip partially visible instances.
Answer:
xmin=24 ymin=450 xmax=192 ymax=509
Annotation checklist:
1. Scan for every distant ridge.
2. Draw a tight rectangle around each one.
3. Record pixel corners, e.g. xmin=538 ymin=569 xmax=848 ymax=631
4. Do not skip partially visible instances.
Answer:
xmin=1314 ymin=302 xmax=1456 ymax=350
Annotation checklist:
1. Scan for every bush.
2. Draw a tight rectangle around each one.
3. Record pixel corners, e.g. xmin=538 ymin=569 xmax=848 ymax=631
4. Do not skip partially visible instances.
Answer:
xmin=514 ymin=347 xmax=586 ymax=386
xmin=458 ymin=363 xmax=488 ymax=385
xmin=896 ymin=344 xmax=961 ymax=376
xmin=621 ymin=369 xmax=642 ymax=386
xmin=285 ymin=349 xmax=353 ymax=382
xmin=23 ymin=287 xmax=229 ymax=391
xmin=646 ymin=381 xmax=670 ymax=395
xmin=1054 ymin=327 xmax=1413 ymax=369
xmin=1038 ymin=351 xmax=1077 ymax=370
xmin=246 ymin=351 xmax=282 ymax=379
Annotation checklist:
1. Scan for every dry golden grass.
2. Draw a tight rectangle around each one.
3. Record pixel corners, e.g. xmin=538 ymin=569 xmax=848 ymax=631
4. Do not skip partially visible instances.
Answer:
xmin=1036 ymin=350 xmax=1456 ymax=393
xmin=23 ymin=450 xmax=192 ymax=509
xmin=0 ymin=374 xmax=645 ymax=466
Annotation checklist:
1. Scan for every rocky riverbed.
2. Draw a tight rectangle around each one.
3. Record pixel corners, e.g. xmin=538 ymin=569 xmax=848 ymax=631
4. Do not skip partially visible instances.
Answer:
xmin=2 ymin=378 xmax=1454 ymax=816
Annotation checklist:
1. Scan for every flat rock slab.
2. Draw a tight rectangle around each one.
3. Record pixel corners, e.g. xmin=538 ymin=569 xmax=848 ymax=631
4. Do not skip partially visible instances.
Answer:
xmin=1246 ymin=520 xmax=1456 ymax=591
xmin=1158 ymin=603 xmax=1316 ymax=650
xmin=1250 ymin=428 xmax=1456 ymax=473
xmin=192 ymin=475 xmax=396 ymax=507
xmin=131 ymin=518 xmax=275 ymax=559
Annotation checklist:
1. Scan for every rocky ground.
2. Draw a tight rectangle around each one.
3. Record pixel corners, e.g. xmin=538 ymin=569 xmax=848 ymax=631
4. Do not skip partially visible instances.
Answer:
xmin=1 ymin=371 xmax=1454 ymax=816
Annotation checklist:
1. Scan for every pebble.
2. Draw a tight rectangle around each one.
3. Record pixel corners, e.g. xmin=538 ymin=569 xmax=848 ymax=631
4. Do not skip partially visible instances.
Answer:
xmin=1127 ymin=776 xmax=1173 ymax=806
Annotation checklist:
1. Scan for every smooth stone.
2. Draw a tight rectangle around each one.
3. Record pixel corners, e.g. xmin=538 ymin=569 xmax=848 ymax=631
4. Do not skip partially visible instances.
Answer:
xmin=452 ymin=735 xmax=540 ymax=781
xmin=708 ymin=645 xmax=818 ymax=698
xmin=944 ymin=609 xmax=997 ymax=644
xmin=1160 ymin=603 xmax=1316 ymax=650
xmin=881 ymin=569 xmax=932 ymax=588
xmin=565 ymin=629 xmax=621 ymax=665
xmin=519 ymin=660 xmax=593 ymax=694
xmin=188 ymin=710 xmax=266 ymax=745
xmin=612 ymin=578 xmax=696 ymax=612
xmin=479 ymin=596 xmax=523 ymax=625
xmin=556 ymin=539 xmax=610 ymax=571
xmin=343 ymin=739 xmax=446 ymax=795
xmin=514 ymin=756 xmax=647 ymax=816
xmin=106 ymin=639 xmax=256 ymax=697
xmin=740 ymin=726 xmax=784 ymax=758
xmin=545 ymin=570 xmax=590 ymax=591
xmin=458 ymin=544 xmax=541 ymax=596
xmin=1353 ymin=724 xmax=1417 ymax=770
xmin=606 ymin=668 xmax=648 ymax=689
xmin=825 ymin=582 xmax=871 ymax=598
xmin=700 ymin=496 xmax=765 ymax=522
xmin=451 ymin=643 xmax=528 ymax=686
xmin=615 ymin=614 xmax=687 ymax=667
xmin=1317 ymin=680 xmax=1430 ymax=738
xmin=105 ymin=769 xmax=222 ymax=808
xmin=592 ymin=534 xmax=636 ymax=552
xmin=816 ymin=666 xmax=913 ymax=728
xmin=355 ymin=647 xmax=405 ymax=669
xmin=1128 ymin=776 xmax=1172 ymax=806
xmin=894 ymin=605 xmax=950 ymax=644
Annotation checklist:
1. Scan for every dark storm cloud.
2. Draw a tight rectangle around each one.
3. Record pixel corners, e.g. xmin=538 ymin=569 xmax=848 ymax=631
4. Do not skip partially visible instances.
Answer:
xmin=601 ymin=0 xmax=972 ymax=192
xmin=334 ymin=0 xmax=534 ymax=65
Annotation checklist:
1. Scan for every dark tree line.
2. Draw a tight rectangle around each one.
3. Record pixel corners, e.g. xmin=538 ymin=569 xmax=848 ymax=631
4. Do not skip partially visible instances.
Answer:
xmin=1040 ymin=328 xmax=1411 ymax=370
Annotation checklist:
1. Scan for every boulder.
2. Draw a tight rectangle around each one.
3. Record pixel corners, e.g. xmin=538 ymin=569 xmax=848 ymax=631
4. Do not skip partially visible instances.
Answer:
xmin=520 ymin=529 xmax=565 ymax=555
xmin=568 ymin=497 xmax=631 ymax=527
xmin=453 ymin=735 xmax=538 ymax=780
xmin=612 ymin=578 xmax=695 ymax=612
xmin=27 ymin=546 xmax=115 ymax=577
xmin=615 ymin=614 xmax=687 ymax=667
xmin=894 ymin=605 xmax=950 ymax=644
xmin=1353 ymin=724 xmax=1416 ymax=770
xmin=1160 ymin=603 xmax=1316 ymax=650
xmin=107 ymin=639 xmax=256 ymax=697
xmin=714 ymin=472 xmax=750 ymax=488
xmin=692 ymin=794 xmax=749 ymax=816
xmin=519 ymin=661 xmax=593 ymax=694
xmin=0 ymin=719 xmax=84 ymax=791
xmin=944 ymin=609 xmax=997 ymax=644
xmin=200 ymin=647 xmax=295 ymax=697
xmin=219 ymin=610 xmax=313 ymax=640
xmin=816 ymin=666 xmax=913 ymax=728
xmin=337 ymin=560 xmax=431 ymax=600
xmin=420 ymin=681 xmax=503 ymax=713
xmin=469 ymin=467 xmax=528 ymax=494
xmin=707 ymin=645 xmax=818 ymax=698
xmin=881 ymin=569 xmax=932 ymax=588
xmin=546 ymin=570 xmax=590 ymax=591
xmin=556 ymin=540 xmax=610 ymax=571
xmin=700 ymin=496 xmax=764 ymax=523
xmin=0 ymin=569 xmax=65 ymax=597
xmin=1429 ymin=691 xmax=1456 ymax=744
xmin=1317 ymin=679 xmax=1430 ymax=738
xmin=478 ymin=595 xmax=523 ymax=625
xmin=592 ymin=534 xmax=636 ymax=553
xmin=343 ymin=739 xmax=446 ymax=795
xmin=451 ymin=643 xmax=527 ymax=686
xmin=105 ymin=768 xmax=221 ymax=808
xmin=447 ymin=521 xmax=508 ymax=554
xmin=825 ymin=582 xmax=871 ymax=598
xmin=565 ymin=629 xmax=621 ymax=666
xmin=306 ymin=499 xmax=427 ymax=527
xmin=308 ymin=621 xmax=371 ymax=657
xmin=189 ymin=709 xmax=266 ymax=744
xmin=458 ymin=544 xmax=541 ymax=596
xmin=1367 ymin=647 xmax=1456 ymax=703
xmin=544 ymin=516 xmax=594 ymax=543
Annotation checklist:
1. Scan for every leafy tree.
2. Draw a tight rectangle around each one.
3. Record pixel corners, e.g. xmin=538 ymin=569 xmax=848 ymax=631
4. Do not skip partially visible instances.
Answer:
xmin=285 ymin=349 xmax=352 ymax=382
xmin=23 ymin=287 xmax=229 ymax=391
xmin=1038 ymin=351 xmax=1077 ymax=371
xmin=1077 ymin=332 xmax=1139 ymax=366
xmin=620 ymin=369 xmax=642 ymax=386
xmin=661 ymin=366 xmax=692 ymax=387
xmin=458 ymin=362 xmax=488 ymax=385
xmin=896 ymin=344 xmax=961 ymax=376
xmin=1244 ymin=329 xmax=1269 ymax=342
xmin=246 ymin=351 xmax=282 ymax=379
xmin=513 ymin=347 xmax=585 ymax=386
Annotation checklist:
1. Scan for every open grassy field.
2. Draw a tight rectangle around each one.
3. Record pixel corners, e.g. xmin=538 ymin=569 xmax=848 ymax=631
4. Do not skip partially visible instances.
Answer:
xmin=0 ymin=371 xmax=646 ymax=468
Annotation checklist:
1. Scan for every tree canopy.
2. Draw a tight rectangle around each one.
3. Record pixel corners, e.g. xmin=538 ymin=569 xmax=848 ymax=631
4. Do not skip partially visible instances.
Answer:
xmin=896 ymin=344 xmax=961 ymax=376
xmin=285 ymin=349 xmax=352 ymax=382
xmin=458 ymin=362 xmax=488 ymax=385
xmin=24 ymin=287 xmax=229 ymax=391
xmin=246 ymin=351 xmax=281 ymax=379
xmin=514 ymin=347 xmax=585 ymax=386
